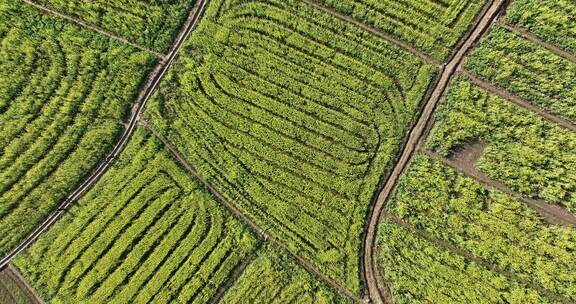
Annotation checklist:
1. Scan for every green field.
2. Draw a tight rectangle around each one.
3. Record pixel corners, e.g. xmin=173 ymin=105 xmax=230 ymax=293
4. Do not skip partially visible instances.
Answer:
xmin=0 ymin=1 xmax=156 ymax=256
xmin=317 ymin=0 xmax=488 ymax=60
xmin=221 ymin=246 xmax=352 ymax=304
xmin=144 ymin=0 xmax=437 ymax=293
xmin=427 ymin=78 xmax=576 ymax=212
xmin=465 ymin=26 xmax=576 ymax=123
xmin=29 ymin=0 xmax=197 ymax=52
xmin=506 ymin=0 xmax=576 ymax=54
xmin=13 ymin=128 xmax=260 ymax=303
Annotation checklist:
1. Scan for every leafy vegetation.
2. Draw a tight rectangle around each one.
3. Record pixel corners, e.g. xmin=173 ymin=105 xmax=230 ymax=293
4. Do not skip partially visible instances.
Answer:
xmin=378 ymin=221 xmax=559 ymax=304
xmin=144 ymin=0 xmax=437 ymax=293
xmin=29 ymin=0 xmax=197 ymax=52
xmin=384 ymin=154 xmax=576 ymax=302
xmin=13 ymin=128 xmax=260 ymax=304
xmin=221 ymin=245 xmax=351 ymax=304
xmin=427 ymin=78 xmax=576 ymax=211
xmin=317 ymin=0 xmax=488 ymax=60
xmin=0 ymin=1 xmax=156 ymax=256
xmin=465 ymin=26 xmax=576 ymax=122
xmin=506 ymin=0 xmax=576 ymax=54
xmin=0 ymin=268 xmax=37 ymax=304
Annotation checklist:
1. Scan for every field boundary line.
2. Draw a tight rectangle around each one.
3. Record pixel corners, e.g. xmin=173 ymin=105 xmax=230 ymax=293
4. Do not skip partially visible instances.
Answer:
xmin=380 ymin=212 xmax=574 ymax=304
xmin=460 ymin=70 xmax=576 ymax=132
xmin=300 ymin=0 xmax=440 ymax=67
xmin=139 ymin=119 xmax=368 ymax=304
xmin=0 ymin=0 xmax=209 ymax=270
xmin=361 ymin=1 xmax=506 ymax=303
xmin=21 ymin=0 xmax=165 ymax=58
xmin=4 ymin=264 xmax=44 ymax=304
xmin=423 ymin=149 xmax=576 ymax=226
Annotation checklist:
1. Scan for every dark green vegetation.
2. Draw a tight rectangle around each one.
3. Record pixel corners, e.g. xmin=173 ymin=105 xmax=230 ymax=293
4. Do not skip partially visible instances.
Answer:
xmin=317 ymin=0 xmax=488 ymax=60
xmin=13 ymin=128 xmax=260 ymax=303
xmin=144 ymin=0 xmax=437 ymax=293
xmin=221 ymin=246 xmax=352 ymax=304
xmin=465 ymin=26 xmax=576 ymax=122
xmin=380 ymin=155 xmax=576 ymax=303
xmin=506 ymin=0 xmax=576 ymax=54
xmin=427 ymin=78 xmax=576 ymax=211
xmin=0 ymin=267 xmax=37 ymax=304
xmin=0 ymin=1 xmax=156 ymax=256
xmin=378 ymin=221 xmax=558 ymax=304
xmin=30 ymin=0 xmax=197 ymax=52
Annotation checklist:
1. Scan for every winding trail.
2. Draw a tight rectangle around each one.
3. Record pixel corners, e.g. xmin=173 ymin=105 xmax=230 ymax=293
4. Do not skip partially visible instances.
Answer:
xmin=362 ymin=1 xmax=506 ymax=303
xmin=0 ymin=0 xmax=209 ymax=270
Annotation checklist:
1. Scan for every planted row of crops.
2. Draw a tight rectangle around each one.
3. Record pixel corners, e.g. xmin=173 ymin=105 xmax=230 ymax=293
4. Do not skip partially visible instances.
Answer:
xmin=465 ymin=26 xmax=576 ymax=123
xmin=29 ymin=0 xmax=197 ymax=52
xmin=144 ymin=0 xmax=437 ymax=293
xmin=378 ymin=221 xmax=558 ymax=304
xmin=13 ymin=128 xmax=260 ymax=304
xmin=505 ymin=0 xmax=576 ymax=55
xmin=427 ymin=78 xmax=576 ymax=212
xmin=317 ymin=0 xmax=488 ymax=60
xmin=0 ymin=1 xmax=156 ymax=256
xmin=221 ymin=245 xmax=351 ymax=303
xmin=383 ymin=154 xmax=576 ymax=302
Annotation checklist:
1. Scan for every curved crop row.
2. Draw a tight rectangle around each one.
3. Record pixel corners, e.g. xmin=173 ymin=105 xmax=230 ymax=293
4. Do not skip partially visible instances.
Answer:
xmin=0 ymin=1 xmax=156 ymax=256
xmin=13 ymin=129 xmax=260 ymax=304
xmin=144 ymin=0 xmax=437 ymax=293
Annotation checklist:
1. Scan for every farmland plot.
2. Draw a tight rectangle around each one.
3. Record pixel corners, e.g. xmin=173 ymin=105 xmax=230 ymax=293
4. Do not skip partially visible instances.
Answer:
xmin=0 ymin=1 xmax=156 ymax=256
xmin=13 ymin=129 xmax=259 ymax=304
xmin=383 ymin=154 xmax=576 ymax=302
xmin=506 ymin=0 xmax=576 ymax=54
xmin=28 ymin=0 xmax=197 ymax=52
xmin=144 ymin=0 xmax=437 ymax=293
xmin=221 ymin=246 xmax=352 ymax=304
xmin=465 ymin=26 xmax=576 ymax=122
xmin=317 ymin=0 xmax=488 ymax=60
xmin=427 ymin=78 xmax=576 ymax=212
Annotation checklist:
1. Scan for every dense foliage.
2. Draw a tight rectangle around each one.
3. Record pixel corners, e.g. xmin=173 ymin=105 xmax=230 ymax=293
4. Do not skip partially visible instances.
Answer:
xmin=0 ymin=268 xmax=35 ymax=304
xmin=30 ymin=0 xmax=196 ymax=52
xmin=465 ymin=26 xmax=576 ymax=122
xmin=378 ymin=221 xmax=558 ymax=304
xmin=144 ymin=0 xmax=437 ymax=293
xmin=0 ymin=1 xmax=156 ymax=256
xmin=221 ymin=246 xmax=351 ymax=303
xmin=317 ymin=0 xmax=488 ymax=60
xmin=383 ymin=154 xmax=576 ymax=302
xmin=506 ymin=0 xmax=576 ymax=54
xmin=14 ymin=129 xmax=260 ymax=304
xmin=427 ymin=78 xmax=576 ymax=211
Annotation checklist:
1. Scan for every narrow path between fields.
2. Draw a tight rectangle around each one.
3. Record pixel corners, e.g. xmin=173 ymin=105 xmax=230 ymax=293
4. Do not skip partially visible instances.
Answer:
xmin=21 ymin=0 xmax=165 ymax=58
xmin=1 ymin=264 xmax=44 ymax=304
xmin=361 ymin=1 xmax=507 ymax=303
xmin=139 ymin=119 xmax=368 ymax=304
xmin=0 ymin=0 xmax=208 ymax=270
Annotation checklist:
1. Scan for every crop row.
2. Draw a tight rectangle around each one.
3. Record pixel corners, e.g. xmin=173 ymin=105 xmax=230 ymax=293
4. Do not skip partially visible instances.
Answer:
xmin=465 ymin=26 xmax=576 ymax=123
xmin=13 ymin=128 xmax=260 ymax=304
xmin=0 ymin=1 xmax=156 ymax=256
xmin=427 ymin=78 xmax=576 ymax=211
xmin=144 ymin=0 xmax=436 ymax=293
xmin=316 ymin=0 xmax=488 ymax=60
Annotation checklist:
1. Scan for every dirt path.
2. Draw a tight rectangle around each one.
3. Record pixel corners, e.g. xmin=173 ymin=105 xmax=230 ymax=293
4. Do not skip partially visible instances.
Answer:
xmin=0 ymin=0 xmax=208 ymax=270
xmin=362 ymin=1 xmax=507 ymax=303
xmin=461 ymin=70 xmax=576 ymax=132
xmin=300 ymin=0 xmax=440 ymax=67
xmin=140 ymin=119 xmax=368 ymax=303
xmin=0 ymin=265 xmax=44 ymax=304
xmin=21 ymin=0 xmax=165 ymax=58
xmin=424 ymin=149 xmax=576 ymax=227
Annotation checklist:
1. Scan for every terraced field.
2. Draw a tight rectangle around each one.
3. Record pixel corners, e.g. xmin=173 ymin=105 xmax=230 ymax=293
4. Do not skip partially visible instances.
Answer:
xmin=13 ymin=128 xmax=260 ymax=303
xmin=28 ymin=0 xmax=197 ymax=52
xmin=0 ymin=1 xmax=156 ymax=256
xmin=221 ymin=246 xmax=352 ymax=303
xmin=144 ymin=0 xmax=437 ymax=293
xmin=316 ymin=0 xmax=488 ymax=60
